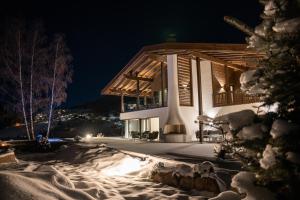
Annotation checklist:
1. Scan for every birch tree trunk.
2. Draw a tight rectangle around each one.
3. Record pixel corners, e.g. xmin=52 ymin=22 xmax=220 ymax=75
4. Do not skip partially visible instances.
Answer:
xmin=18 ymin=31 xmax=31 ymax=140
xmin=46 ymin=40 xmax=59 ymax=138
xmin=29 ymin=32 xmax=37 ymax=140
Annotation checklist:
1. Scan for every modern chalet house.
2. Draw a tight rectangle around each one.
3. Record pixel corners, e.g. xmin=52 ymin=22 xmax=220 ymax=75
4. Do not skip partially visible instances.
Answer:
xmin=102 ymin=43 xmax=263 ymax=142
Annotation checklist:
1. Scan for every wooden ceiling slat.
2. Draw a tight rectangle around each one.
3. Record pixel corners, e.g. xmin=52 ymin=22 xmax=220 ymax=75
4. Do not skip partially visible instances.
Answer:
xmin=144 ymin=62 xmax=161 ymax=78
xmin=111 ymin=54 xmax=148 ymax=89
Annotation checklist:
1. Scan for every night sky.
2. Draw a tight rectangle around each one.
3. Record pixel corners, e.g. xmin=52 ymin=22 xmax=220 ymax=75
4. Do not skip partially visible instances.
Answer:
xmin=1 ymin=0 xmax=262 ymax=107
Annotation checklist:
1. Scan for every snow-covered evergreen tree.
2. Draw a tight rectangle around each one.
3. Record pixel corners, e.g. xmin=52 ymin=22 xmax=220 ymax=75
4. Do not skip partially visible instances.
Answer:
xmin=222 ymin=0 xmax=300 ymax=199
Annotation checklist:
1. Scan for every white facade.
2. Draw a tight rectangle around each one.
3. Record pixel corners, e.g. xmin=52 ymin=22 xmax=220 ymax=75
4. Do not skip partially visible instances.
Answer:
xmin=121 ymin=54 xmax=260 ymax=142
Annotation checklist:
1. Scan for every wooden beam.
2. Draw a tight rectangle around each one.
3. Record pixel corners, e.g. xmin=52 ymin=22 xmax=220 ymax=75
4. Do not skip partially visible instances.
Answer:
xmin=136 ymin=79 xmax=140 ymax=110
xmin=196 ymin=57 xmax=203 ymax=143
xmin=124 ymin=74 xmax=153 ymax=82
xmin=121 ymin=93 xmax=124 ymax=113
xmin=160 ymin=62 xmax=165 ymax=107
xmin=109 ymin=88 xmax=151 ymax=97
xmin=224 ymin=65 xmax=230 ymax=104
xmin=190 ymin=51 xmax=248 ymax=71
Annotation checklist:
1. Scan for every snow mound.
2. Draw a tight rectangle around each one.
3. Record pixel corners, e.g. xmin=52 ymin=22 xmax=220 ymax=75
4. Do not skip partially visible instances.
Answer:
xmin=231 ymin=171 xmax=275 ymax=200
xmin=273 ymin=17 xmax=300 ymax=33
xmin=237 ymin=123 xmax=266 ymax=140
xmin=286 ymin=151 xmax=300 ymax=165
xmin=0 ymin=151 xmax=18 ymax=164
xmin=216 ymin=110 xmax=255 ymax=131
xmin=208 ymin=190 xmax=241 ymax=200
xmin=270 ymin=119 xmax=295 ymax=139
xmin=0 ymin=166 xmax=94 ymax=200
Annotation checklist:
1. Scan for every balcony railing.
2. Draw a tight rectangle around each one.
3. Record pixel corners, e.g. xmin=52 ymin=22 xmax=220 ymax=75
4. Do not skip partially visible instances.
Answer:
xmin=124 ymin=103 xmax=165 ymax=112
xmin=213 ymin=89 xmax=262 ymax=107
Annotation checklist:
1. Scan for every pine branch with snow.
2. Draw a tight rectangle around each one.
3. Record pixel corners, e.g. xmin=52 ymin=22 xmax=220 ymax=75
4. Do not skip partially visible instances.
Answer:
xmin=223 ymin=0 xmax=300 ymax=198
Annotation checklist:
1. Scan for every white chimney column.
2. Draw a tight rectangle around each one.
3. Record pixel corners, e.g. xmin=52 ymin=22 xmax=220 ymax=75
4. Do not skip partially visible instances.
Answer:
xmin=163 ymin=54 xmax=186 ymax=142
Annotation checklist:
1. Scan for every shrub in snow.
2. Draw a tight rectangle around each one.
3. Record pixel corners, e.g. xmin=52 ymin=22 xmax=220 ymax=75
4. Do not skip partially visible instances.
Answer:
xmin=216 ymin=110 xmax=256 ymax=131
xmin=237 ymin=123 xmax=267 ymax=140
xmin=151 ymin=161 xmax=226 ymax=194
xmin=270 ymin=119 xmax=294 ymax=139
xmin=173 ymin=164 xmax=194 ymax=178
xmin=193 ymin=161 xmax=215 ymax=177
xmin=193 ymin=162 xmax=226 ymax=193
xmin=231 ymin=172 xmax=275 ymax=200
xmin=259 ymin=145 xmax=277 ymax=170
xmin=240 ymin=70 xmax=264 ymax=95
xmin=286 ymin=152 xmax=300 ymax=165
xmin=273 ymin=17 xmax=300 ymax=33
xmin=74 ymin=135 xmax=82 ymax=142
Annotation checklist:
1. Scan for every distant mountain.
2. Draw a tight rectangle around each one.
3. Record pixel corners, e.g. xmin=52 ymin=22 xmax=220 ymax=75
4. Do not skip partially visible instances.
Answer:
xmin=71 ymin=96 xmax=121 ymax=116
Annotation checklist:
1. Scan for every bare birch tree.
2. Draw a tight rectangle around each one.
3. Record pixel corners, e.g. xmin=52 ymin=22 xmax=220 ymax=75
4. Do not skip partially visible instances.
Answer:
xmin=0 ymin=19 xmax=71 ymax=140
xmin=17 ymin=30 xmax=31 ymax=140
xmin=0 ymin=20 xmax=31 ymax=140
xmin=46 ymin=34 xmax=72 ymax=138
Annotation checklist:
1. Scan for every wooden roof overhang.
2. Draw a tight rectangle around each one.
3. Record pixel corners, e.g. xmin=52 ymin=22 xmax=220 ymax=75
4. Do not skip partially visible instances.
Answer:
xmin=101 ymin=43 xmax=265 ymax=97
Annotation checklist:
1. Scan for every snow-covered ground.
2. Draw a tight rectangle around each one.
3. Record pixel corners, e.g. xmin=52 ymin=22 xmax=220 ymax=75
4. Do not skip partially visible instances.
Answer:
xmin=83 ymin=137 xmax=216 ymax=158
xmin=0 ymin=143 xmax=221 ymax=200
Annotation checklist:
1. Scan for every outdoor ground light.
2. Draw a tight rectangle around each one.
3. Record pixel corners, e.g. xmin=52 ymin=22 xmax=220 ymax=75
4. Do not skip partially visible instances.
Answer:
xmin=85 ymin=133 xmax=92 ymax=139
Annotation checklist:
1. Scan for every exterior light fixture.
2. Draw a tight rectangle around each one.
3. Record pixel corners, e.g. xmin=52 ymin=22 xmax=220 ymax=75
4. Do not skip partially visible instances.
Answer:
xmin=85 ymin=133 xmax=92 ymax=139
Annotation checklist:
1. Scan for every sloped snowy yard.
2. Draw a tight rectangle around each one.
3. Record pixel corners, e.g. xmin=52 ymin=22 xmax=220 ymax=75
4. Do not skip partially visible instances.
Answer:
xmin=0 ymin=143 xmax=220 ymax=200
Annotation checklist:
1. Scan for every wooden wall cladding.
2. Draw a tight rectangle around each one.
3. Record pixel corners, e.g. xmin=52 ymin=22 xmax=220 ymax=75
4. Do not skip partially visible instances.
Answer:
xmin=177 ymin=56 xmax=193 ymax=106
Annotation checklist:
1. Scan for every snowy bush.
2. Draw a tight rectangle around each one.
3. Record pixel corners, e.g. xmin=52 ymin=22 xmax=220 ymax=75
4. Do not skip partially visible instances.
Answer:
xmin=231 ymin=172 xmax=275 ymax=200
xmin=240 ymin=70 xmax=264 ymax=94
xmin=285 ymin=152 xmax=300 ymax=165
xmin=237 ymin=123 xmax=267 ymax=140
xmin=259 ymin=145 xmax=277 ymax=170
xmin=215 ymin=110 xmax=256 ymax=131
xmin=270 ymin=119 xmax=292 ymax=139
xmin=223 ymin=0 xmax=300 ymax=198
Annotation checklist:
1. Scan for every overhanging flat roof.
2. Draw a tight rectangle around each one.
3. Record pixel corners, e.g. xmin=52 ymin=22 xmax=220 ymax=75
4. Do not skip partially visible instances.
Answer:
xmin=101 ymin=42 xmax=264 ymax=96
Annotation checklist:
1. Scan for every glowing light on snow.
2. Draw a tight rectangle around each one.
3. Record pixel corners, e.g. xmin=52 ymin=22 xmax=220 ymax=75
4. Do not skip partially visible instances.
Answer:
xmin=102 ymin=157 xmax=148 ymax=176
xmin=85 ymin=134 xmax=92 ymax=139
xmin=206 ymin=110 xmax=217 ymax=119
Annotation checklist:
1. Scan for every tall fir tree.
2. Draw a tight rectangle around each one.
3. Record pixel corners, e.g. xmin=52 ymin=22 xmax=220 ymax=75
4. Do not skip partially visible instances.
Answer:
xmin=222 ymin=0 xmax=300 ymax=199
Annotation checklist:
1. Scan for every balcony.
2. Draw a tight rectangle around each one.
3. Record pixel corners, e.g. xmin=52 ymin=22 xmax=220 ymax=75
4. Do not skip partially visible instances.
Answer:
xmin=213 ymin=89 xmax=261 ymax=107
xmin=124 ymin=102 xmax=166 ymax=112
xmin=123 ymin=89 xmax=168 ymax=112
